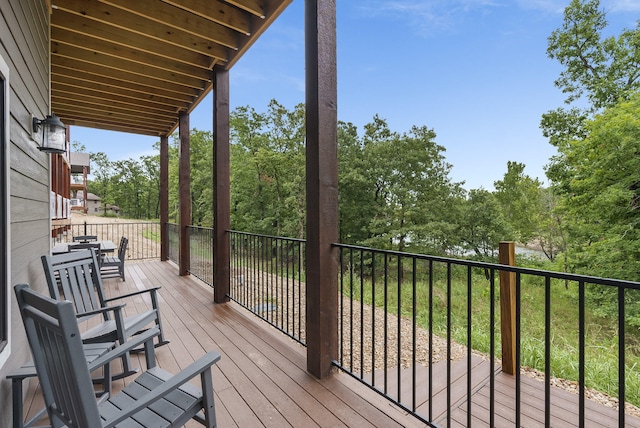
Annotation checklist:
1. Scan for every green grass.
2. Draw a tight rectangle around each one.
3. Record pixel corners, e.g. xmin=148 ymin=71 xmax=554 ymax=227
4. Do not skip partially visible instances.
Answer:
xmin=142 ymin=228 xmax=160 ymax=242
xmin=343 ymin=263 xmax=640 ymax=407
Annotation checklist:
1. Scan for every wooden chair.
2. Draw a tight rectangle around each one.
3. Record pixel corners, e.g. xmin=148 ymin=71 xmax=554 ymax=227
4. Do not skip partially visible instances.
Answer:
xmin=72 ymin=234 xmax=98 ymax=242
xmin=100 ymin=236 xmax=127 ymax=280
xmin=14 ymin=283 xmax=219 ymax=428
xmin=7 ymin=341 xmax=116 ymax=428
xmin=41 ymin=248 xmax=170 ymax=378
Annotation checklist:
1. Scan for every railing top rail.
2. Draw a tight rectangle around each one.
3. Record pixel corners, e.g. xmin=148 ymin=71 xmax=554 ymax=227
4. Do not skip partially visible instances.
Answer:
xmin=186 ymin=225 xmax=214 ymax=231
xmin=333 ymin=242 xmax=640 ymax=290
xmin=228 ymin=229 xmax=306 ymax=243
xmin=74 ymin=221 xmax=160 ymax=226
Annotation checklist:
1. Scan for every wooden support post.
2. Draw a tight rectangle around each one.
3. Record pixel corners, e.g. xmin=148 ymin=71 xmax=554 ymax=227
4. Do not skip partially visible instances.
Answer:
xmin=499 ymin=241 xmax=517 ymax=375
xmin=178 ymin=112 xmax=190 ymax=276
xmin=305 ymin=0 xmax=338 ymax=379
xmin=213 ymin=66 xmax=230 ymax=304
xmin=160 ymin=135 xmax=169 ymax=262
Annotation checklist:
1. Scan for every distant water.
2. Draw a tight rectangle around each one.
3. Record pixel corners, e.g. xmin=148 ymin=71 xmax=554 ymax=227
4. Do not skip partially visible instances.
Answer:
xmin=515 ymin=245 xmax=546 ymax=259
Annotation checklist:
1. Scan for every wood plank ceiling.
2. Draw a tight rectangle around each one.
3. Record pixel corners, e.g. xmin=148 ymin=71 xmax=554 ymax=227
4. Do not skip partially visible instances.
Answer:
xmin=50 ymin=0 xmax=292 ymax=136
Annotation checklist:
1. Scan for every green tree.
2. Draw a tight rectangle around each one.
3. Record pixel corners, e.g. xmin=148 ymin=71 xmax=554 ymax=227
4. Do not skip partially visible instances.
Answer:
xmin=189 ymin=130 xmax=214 ymax=226
xmin=544 ymin=0 xmax=640 ymax=189
xmin=337 ymin=120 xmax=376 ymax=244
xmin=360 ymin=116 xmax=463 ymax=254
xmin=562 ymin=94 xmax=640 ymax=281
xmin=494 ymin=161 xmax=543 ymax=244
xmin=460 ymin=189 xmax=509 ymax=260
xmin=229 ymin=101 xmax=306 ymax=238
xmin=543 ymin=0 xmax=640 ymax=277
xmin=88 ymin=152 xmax=114 ymax=214
xmin=140 ymin=151 xmax=160 ymax=218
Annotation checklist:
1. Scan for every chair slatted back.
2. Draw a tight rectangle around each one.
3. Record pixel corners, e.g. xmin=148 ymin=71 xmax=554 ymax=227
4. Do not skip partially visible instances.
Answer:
xmin=118 ymin=236 xmax=128 ymax=260
xmin=41 ymin=249 xmax=108 ymax=323
xmin=14 ymin=284 xmax=102 ymax=428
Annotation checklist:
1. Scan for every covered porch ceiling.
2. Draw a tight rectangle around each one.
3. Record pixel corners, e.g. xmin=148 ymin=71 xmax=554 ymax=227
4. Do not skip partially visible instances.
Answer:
xmin=50 ymin=0 xmax=292 ymax=137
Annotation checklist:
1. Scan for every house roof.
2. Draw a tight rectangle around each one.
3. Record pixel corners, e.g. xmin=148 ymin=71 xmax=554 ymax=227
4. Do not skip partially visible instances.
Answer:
xmin=50 ymin=0 xmax=292 ymax=137
xmin=77 ymin=191 xmax=101 ymax=200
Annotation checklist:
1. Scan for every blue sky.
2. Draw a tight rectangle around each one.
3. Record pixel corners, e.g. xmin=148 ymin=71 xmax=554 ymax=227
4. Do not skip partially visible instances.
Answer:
xmin=71 ymin=0 xmax=640 ymax=190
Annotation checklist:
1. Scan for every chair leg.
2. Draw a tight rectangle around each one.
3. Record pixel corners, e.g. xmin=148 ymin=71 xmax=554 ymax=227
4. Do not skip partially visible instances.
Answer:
xmin=150 ymin=294 xmax=170 ymax=348
xmin=113 ymin=352 xmax=139 ymax=380
xmin=201 ymin=369 xmax=217 ymax=428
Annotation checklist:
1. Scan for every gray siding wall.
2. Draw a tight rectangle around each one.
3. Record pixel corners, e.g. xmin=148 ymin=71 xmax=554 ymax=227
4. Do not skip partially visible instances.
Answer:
xmin=0 ymin=1 xmax=53 ymax=426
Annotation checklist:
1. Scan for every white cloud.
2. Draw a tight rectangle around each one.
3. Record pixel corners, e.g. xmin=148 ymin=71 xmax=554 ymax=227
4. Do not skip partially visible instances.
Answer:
xmin=515 ymin=0 xmax=566 ymax=13
xmin=356 ymin=0 xmax=502 ymax=36
xmin=517 ymin=0 xmax=640 ymax=13
xmin=606 ymin=0 xmax=640 ymax=12
xmin=357 ymin=0 xmax=639 ymax=36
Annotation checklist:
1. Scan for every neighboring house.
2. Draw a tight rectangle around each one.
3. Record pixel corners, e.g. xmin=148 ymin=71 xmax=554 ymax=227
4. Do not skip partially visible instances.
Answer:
xmin=77 ymin=191 xmax=102 ymax=214
xmin=105 ymin=204 xmax=121 ymax=216
xmin=69 ymin=152 xmax=90 ymax=213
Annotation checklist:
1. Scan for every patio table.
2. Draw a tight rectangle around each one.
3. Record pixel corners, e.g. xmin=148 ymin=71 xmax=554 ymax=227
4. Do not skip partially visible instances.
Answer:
xmin=51 ymin=240 xmax=116 ymax=255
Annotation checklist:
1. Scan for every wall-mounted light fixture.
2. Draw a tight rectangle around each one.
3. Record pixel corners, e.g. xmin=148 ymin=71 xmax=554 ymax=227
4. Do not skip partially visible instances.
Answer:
xmin=32 ymin=113 xmax=67 ymax=154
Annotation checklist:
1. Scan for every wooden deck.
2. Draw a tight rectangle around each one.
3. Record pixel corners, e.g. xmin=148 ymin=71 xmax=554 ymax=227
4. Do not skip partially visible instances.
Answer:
xmin=19 ymin=260 xmax=640 ymax=427
xmin=19 ymin=260 xmax=424 ymax=428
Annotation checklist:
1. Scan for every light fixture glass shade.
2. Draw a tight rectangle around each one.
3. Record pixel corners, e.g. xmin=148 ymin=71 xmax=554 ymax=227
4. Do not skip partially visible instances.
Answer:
xmin=33 ymin=114 xmax=67 ymax=154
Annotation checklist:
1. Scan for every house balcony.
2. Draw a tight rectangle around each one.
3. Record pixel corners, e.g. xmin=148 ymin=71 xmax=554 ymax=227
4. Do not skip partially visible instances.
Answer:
xmin=19 ymin=255 xmax=640 ymax=427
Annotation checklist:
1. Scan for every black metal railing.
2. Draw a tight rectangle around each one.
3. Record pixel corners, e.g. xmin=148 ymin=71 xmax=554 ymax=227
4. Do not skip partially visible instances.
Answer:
xmin=187 ymin=225 xmax=214 ymax=285
xmin=54 ymin=221 xmax=160 ymax=260
xmin=334 ymin=242 xmax=640 ymax=427
xmin=228 ymin=230 xmax=306 ymax=345
xmin=166 ymin=222 xmax=179 ymax=264
xmin=161 ymin=225 xmax=640 ymax=426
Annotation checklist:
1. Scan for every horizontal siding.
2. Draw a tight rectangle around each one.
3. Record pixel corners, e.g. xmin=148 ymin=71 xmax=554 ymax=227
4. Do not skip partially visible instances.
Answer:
xmin=0 ymin=1 xmax=51 ymax=427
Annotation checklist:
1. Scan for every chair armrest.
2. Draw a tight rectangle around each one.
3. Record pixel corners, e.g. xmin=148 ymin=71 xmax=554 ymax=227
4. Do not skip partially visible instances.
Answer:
xmin=76 ymin=303 xmax=126 ymax=318
xmin=103 ymin=351 xmax=221 ymax=428
xmin=103 ymin=286 xmax=161 ymax=303
xmin=87 ymin=328 xmax=161 ymax=372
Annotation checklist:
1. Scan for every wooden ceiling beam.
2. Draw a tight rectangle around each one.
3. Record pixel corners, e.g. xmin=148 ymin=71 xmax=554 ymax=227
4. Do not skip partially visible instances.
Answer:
xmin=162 ymin=0 xmax=252 ymax=34
xmin=52 ymin=74 xmax=190 ymax=108
xmin=53 ymin=83 xmax=185 ymax=114
xmin=52 ymin=65 xmax=198 ymax=103
xmin=54 ymin=107 xmax=176 ymax=131
xmin=225 ymin=0 xmax=292 ymax=69
xmin=51 ymin=88 xmax=176 ymax=116
xmin=53 ymin=96 xmax=176 ymax=123
xmin=48 ymin=0 xmax=292 ymax=136
xmin=52 ymin=57 xmax=202 ymax=96
xmin=102 ymin=0 xmax=244 ymax=45
xmin=225 ymin=0 xmax=265 ymax=18
xmin=51 ymin=9 xmax=220 ymax=68
xmin=61 ymin=117 xmax=171 ymax=136
xmin=57 ymin=0 xmax=238 ymax=53
xmin=51 ymin=30 xmax=214 ymax=83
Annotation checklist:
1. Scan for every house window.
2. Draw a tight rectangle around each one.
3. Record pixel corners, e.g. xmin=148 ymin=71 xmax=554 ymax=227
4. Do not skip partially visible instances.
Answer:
xmin=0 ymin=54 xmax=9 ymax=356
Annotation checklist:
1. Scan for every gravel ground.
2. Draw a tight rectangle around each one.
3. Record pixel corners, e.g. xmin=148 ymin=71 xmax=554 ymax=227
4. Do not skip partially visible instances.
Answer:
xmin=69 ymin=212 xmax=160 ymax=260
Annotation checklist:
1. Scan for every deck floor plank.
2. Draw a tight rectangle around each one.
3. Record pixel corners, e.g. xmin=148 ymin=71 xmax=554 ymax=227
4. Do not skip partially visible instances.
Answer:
xmin=20 ymin=260 xmax=640 ymax=427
